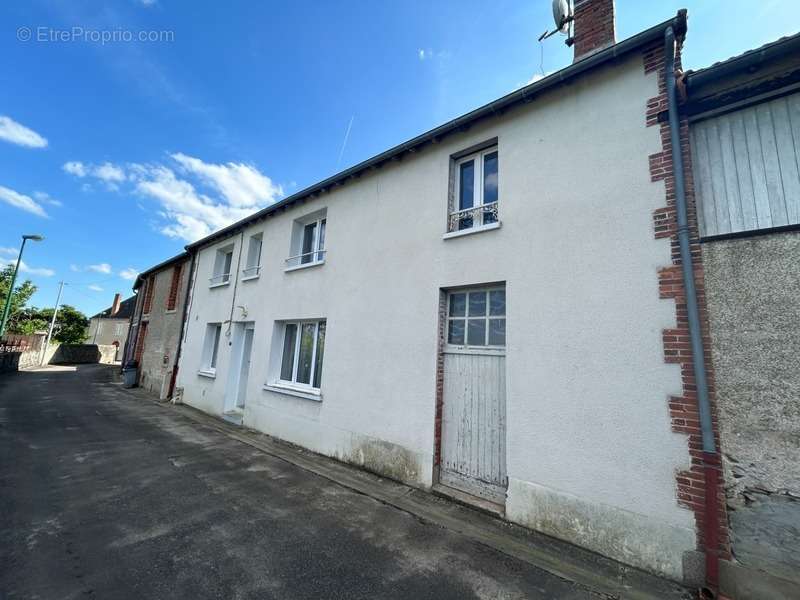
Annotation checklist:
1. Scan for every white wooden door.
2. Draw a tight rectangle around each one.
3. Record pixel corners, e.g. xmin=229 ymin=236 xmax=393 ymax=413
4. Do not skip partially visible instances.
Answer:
xmin=440 ymin=287 xmax=507 ymax=504
xmin=236 ymin=327 xmax=254 ymax=410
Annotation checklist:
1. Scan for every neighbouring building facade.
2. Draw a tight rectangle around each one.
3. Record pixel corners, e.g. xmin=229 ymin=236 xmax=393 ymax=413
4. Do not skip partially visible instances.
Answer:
xmin=686 ymin=34 xmax=800 ymax=599
xmin=168 ymin=4 xmax=724 ymax=585
xmin=86 ymin=293 xmax=135 ymax=360
xmin=125 ymin=252 xmax=192 ymax=399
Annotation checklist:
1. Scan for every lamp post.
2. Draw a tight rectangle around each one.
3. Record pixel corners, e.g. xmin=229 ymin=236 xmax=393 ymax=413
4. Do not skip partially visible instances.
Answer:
xmin=0 ymin=234 xmax=44 ymax=338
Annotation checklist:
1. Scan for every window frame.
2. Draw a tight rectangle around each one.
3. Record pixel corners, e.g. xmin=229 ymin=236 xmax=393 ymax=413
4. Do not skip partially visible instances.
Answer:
xmin=449 ymin=146 xmax=499 ymax=233
xmin=445 ymin=286 xmax=506 ymax=353
xmin=199 ymin=323 xmax=222 ymax=376
xmin=242 ymin=233 xmax=263 ymax=280
xmin=286 ymin=217 xmax=327 ymax=270
xmin=210 ymin=245 xmax=235 ymax=287
xmin=273 ymin=319 xmax=326 ymax=392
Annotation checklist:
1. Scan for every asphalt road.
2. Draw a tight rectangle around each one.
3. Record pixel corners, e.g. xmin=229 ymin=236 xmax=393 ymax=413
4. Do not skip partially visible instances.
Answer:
xmin=0 ymin=364 xmax=602 ymax=600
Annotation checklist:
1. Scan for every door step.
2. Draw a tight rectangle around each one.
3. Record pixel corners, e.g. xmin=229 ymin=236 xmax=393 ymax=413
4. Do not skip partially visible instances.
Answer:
xmin=432 ymin=483 xmax=505 ymax=518
xmin=222 ymin=412 xmax=243 ymax=426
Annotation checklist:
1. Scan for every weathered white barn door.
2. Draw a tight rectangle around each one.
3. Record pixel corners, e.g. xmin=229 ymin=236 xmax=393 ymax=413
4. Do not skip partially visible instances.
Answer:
xmin=440 ymin=287 xmax=507 ymax=504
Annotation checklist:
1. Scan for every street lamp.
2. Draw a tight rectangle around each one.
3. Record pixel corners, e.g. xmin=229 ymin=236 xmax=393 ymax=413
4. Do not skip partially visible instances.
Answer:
xmin=0 ymin=234 xmax=45 ymax=337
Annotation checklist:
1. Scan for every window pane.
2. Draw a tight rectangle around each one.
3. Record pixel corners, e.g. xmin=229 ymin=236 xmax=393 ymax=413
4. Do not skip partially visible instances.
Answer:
xmin=468 ymin=291 xmax=487 ymax=316
xmin=489 ymin=290 xmax=506 ymax=316
xmin=458 ymin=160 xmax=475 ymax=230
xmin=301 ymin=223 xmax=316 ymax=264
xmin=467 ymin=319 xmax=486 ymax=346
xmin=313 ymin=322 xmax=325 ymax=388
xmin=317 ymin=219 xmax=326 ymax=261
xmin=223 ymin=252 xmax=233 ymax=276
xmin=280 ymin=324 xmax=297 ymax=381
xmin=483 ymin=152 xmax=498 ymax=204
xmin=296 ymin=323 xmax=316 ymax=384
xmin=448 ymin=319 xmax=465 ymax=345
xmin=210 ymin=326 xmax=221 ymax=368
xmin=488 ymin=318 xmax=506 ymax=346
xmin=449 ymin=293 xmax=466 ymax=317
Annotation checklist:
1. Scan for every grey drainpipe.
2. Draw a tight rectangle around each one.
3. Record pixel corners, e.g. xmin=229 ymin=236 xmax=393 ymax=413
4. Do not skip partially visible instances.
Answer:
xmin=168 ymin=253 xmax=196 ymax=400
xmin=665 ymin=16 xmax=721 ymax=595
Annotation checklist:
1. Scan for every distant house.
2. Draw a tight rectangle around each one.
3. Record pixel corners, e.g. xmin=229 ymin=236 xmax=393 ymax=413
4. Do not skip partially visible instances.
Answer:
xmin=86 ymin=293 xmax=135 ymax=360
xmin=124 ymin=252 xmax=192 ymax=399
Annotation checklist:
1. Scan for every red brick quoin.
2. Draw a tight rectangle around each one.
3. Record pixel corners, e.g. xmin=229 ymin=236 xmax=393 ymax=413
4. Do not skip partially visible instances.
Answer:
xmin=643 ymin=42 xmax=730 ymax=562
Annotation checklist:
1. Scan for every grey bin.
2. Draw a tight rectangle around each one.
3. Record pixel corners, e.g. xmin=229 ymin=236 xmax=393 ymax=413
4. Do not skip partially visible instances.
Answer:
xmin=122 ymin=364 xmax=138 ymax=388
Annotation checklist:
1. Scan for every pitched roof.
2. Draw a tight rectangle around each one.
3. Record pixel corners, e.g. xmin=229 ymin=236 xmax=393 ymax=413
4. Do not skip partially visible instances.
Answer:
xmin=132 ymin=251 xmax=190 ymax=290
xmin=185 ymin=10 xmax=687 ymax=251
xmin=90 ymin=295 xmax=136 ymax=320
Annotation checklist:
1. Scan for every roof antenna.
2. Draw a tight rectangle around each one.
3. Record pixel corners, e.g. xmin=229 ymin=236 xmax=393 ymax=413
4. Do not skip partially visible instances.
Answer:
xmin=538 ymin=0 xmax=574 ymax=47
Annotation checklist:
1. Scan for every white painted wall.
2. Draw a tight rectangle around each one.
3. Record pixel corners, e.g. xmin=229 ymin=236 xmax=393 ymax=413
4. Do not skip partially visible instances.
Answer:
xmin=175 ymin=54 xmax=695 ymax=579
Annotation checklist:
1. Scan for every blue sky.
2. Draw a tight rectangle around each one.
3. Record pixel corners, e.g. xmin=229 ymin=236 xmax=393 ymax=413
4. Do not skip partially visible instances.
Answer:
xmin=1 ymin=0 xmax=798 ymax=317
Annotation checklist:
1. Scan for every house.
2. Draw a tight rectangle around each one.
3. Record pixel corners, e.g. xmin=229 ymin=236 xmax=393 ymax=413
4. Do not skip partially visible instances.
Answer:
xmin=86 ymin=293 xmax=135 ymax=360
xmin=165 ymin=2 xmax=722 ymax=586
xmin=685 ymin=33 xmax=800 ymax=599
xmin=124 ymin=252 xmax=192 ymax=399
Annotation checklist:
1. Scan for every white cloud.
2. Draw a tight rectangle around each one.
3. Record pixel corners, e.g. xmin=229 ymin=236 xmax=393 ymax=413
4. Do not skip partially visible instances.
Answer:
xmin=0 ymin=257 xmax=54 ymax=277
xmin=0 ymin=115 xmax=48 ymax=148
xmin=0 ymin=185 xmax=48 ymax=218
xmin=88 ymin=284 xmax=104 ymax=292
xmin=94 ymin=162 xmax=126 ymax=183
xmin=70 ymin=264 xmax=81 ymax=272
xmin=418 ymin=49 xmax=429 ymax=60
xmin=171 ymin=153 xmax=282 ymax=208
xmin=119 ymin=267 xmax=139 ymax=280
xmin=33 ymin=191 xmax=62 ymax=207
xmin=0 ymin=247 xmax=17 ymax=255
xmin=88 ymin=263 xmax=112 ymax=274
xmin=63 ymin=161 xmax=126 ymax=190
xmin=65 ymin=153 xmax=282 ymax=243
xmin=63 ymin=161 xmax=88 ymax=177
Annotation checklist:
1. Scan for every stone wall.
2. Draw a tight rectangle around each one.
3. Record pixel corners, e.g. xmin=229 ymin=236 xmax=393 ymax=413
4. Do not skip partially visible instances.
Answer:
xmin=702 ymin=231 xmax=800 ymax=591
xmin=49 ymin=344 xmax=118 ymax=365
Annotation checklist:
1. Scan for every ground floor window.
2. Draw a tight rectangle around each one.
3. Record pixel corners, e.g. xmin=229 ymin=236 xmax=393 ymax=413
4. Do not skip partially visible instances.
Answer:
xmin=278 ymin=320 xmax=326 ymax=389
xmin=201 ymin=323 xmax=222 ymax=374
xmin=447 ymin=287 xmax=505 ymax=348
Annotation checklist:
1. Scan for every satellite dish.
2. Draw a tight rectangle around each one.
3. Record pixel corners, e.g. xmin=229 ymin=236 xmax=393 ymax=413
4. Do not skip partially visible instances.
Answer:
xmin=539 ymin=0 xmax=574 ymax=42
xmin=553 ymin=0 xmax=571 ymax=33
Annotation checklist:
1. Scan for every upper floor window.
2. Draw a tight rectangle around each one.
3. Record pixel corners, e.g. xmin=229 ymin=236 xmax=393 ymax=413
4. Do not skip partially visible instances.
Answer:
xmin=286 ymin=209 xmax=326 ymax=270
xmin=142 ymin=276 xmax=155 ymax=314
xmin=210 ymin=244 xmax=234 ymax=287
xmin=166 ymin=264 xmax=182 ymax=311
xmin=448 ymin=146 xmax=499 ymax=233
xmin=242 ymin=233 xmax=263 ymax=280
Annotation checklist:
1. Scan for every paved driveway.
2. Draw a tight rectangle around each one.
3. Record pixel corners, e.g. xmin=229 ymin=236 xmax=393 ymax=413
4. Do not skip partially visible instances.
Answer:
xmin=0 ymin=364 xmax=603 ymax=600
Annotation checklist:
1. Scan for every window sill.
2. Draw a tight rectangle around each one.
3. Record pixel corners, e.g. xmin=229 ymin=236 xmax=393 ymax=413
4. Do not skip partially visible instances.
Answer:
xmin=263 ymin=382 xmax=322 ymax=402
xmin=284 ymin=260 xmax=325 ymax=273
xmin=442 ymin=221 xmax=501 ymax=240
xmin=198 ymin=369 xmax=217 ymax=379
xmin=165 ymin=309 xmax=177 ymax=314
xmin=241 ymin=273 xmax=260 ymax=282
xmin=209 ymin=280 xmax=230 ymax=289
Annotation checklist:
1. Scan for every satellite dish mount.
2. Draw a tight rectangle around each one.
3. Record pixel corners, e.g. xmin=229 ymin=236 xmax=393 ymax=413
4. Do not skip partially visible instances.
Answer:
xmin=538 ymin=0 xmax=575 ymax=46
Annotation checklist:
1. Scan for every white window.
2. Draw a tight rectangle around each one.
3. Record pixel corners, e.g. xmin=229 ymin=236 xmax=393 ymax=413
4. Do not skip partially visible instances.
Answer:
xmin=242 ymin=233 xmax=263 ymax=279
xmin=446 ymin=287 xmax=505 ymax=348
xmin=276 ymin=320 xmax=326 ymax=389
xmin=114 ymin=323 xmax=124 ymax=336
xmin=448 ymin=146 xmax=499 ymax=233
xmin=286 ymin=209 xmax=326 ymax=270
xmin=200 ymin=323 xmax=222 ymax=375
xmin=210 ymin=245 xmax=234 ymax=287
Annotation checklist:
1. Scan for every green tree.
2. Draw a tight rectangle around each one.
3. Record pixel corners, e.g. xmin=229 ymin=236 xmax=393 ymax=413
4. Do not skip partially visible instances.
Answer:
xmin=0 ymin=265 xmax=37 ymax=330
xmin=7 ymin=304 xmax=89 ymax=344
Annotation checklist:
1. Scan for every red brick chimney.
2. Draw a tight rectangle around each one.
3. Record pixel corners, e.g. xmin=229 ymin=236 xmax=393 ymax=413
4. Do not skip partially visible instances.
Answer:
xmin=572 ymin=0 xmax=616 ymax=62
xmin=110 ymin=293 xmax=122 ymax=316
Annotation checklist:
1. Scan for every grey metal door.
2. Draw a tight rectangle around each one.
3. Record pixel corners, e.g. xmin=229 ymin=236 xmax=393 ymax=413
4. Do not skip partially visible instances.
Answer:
xmin=440 ymin=287 xmax=507 ymax=504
